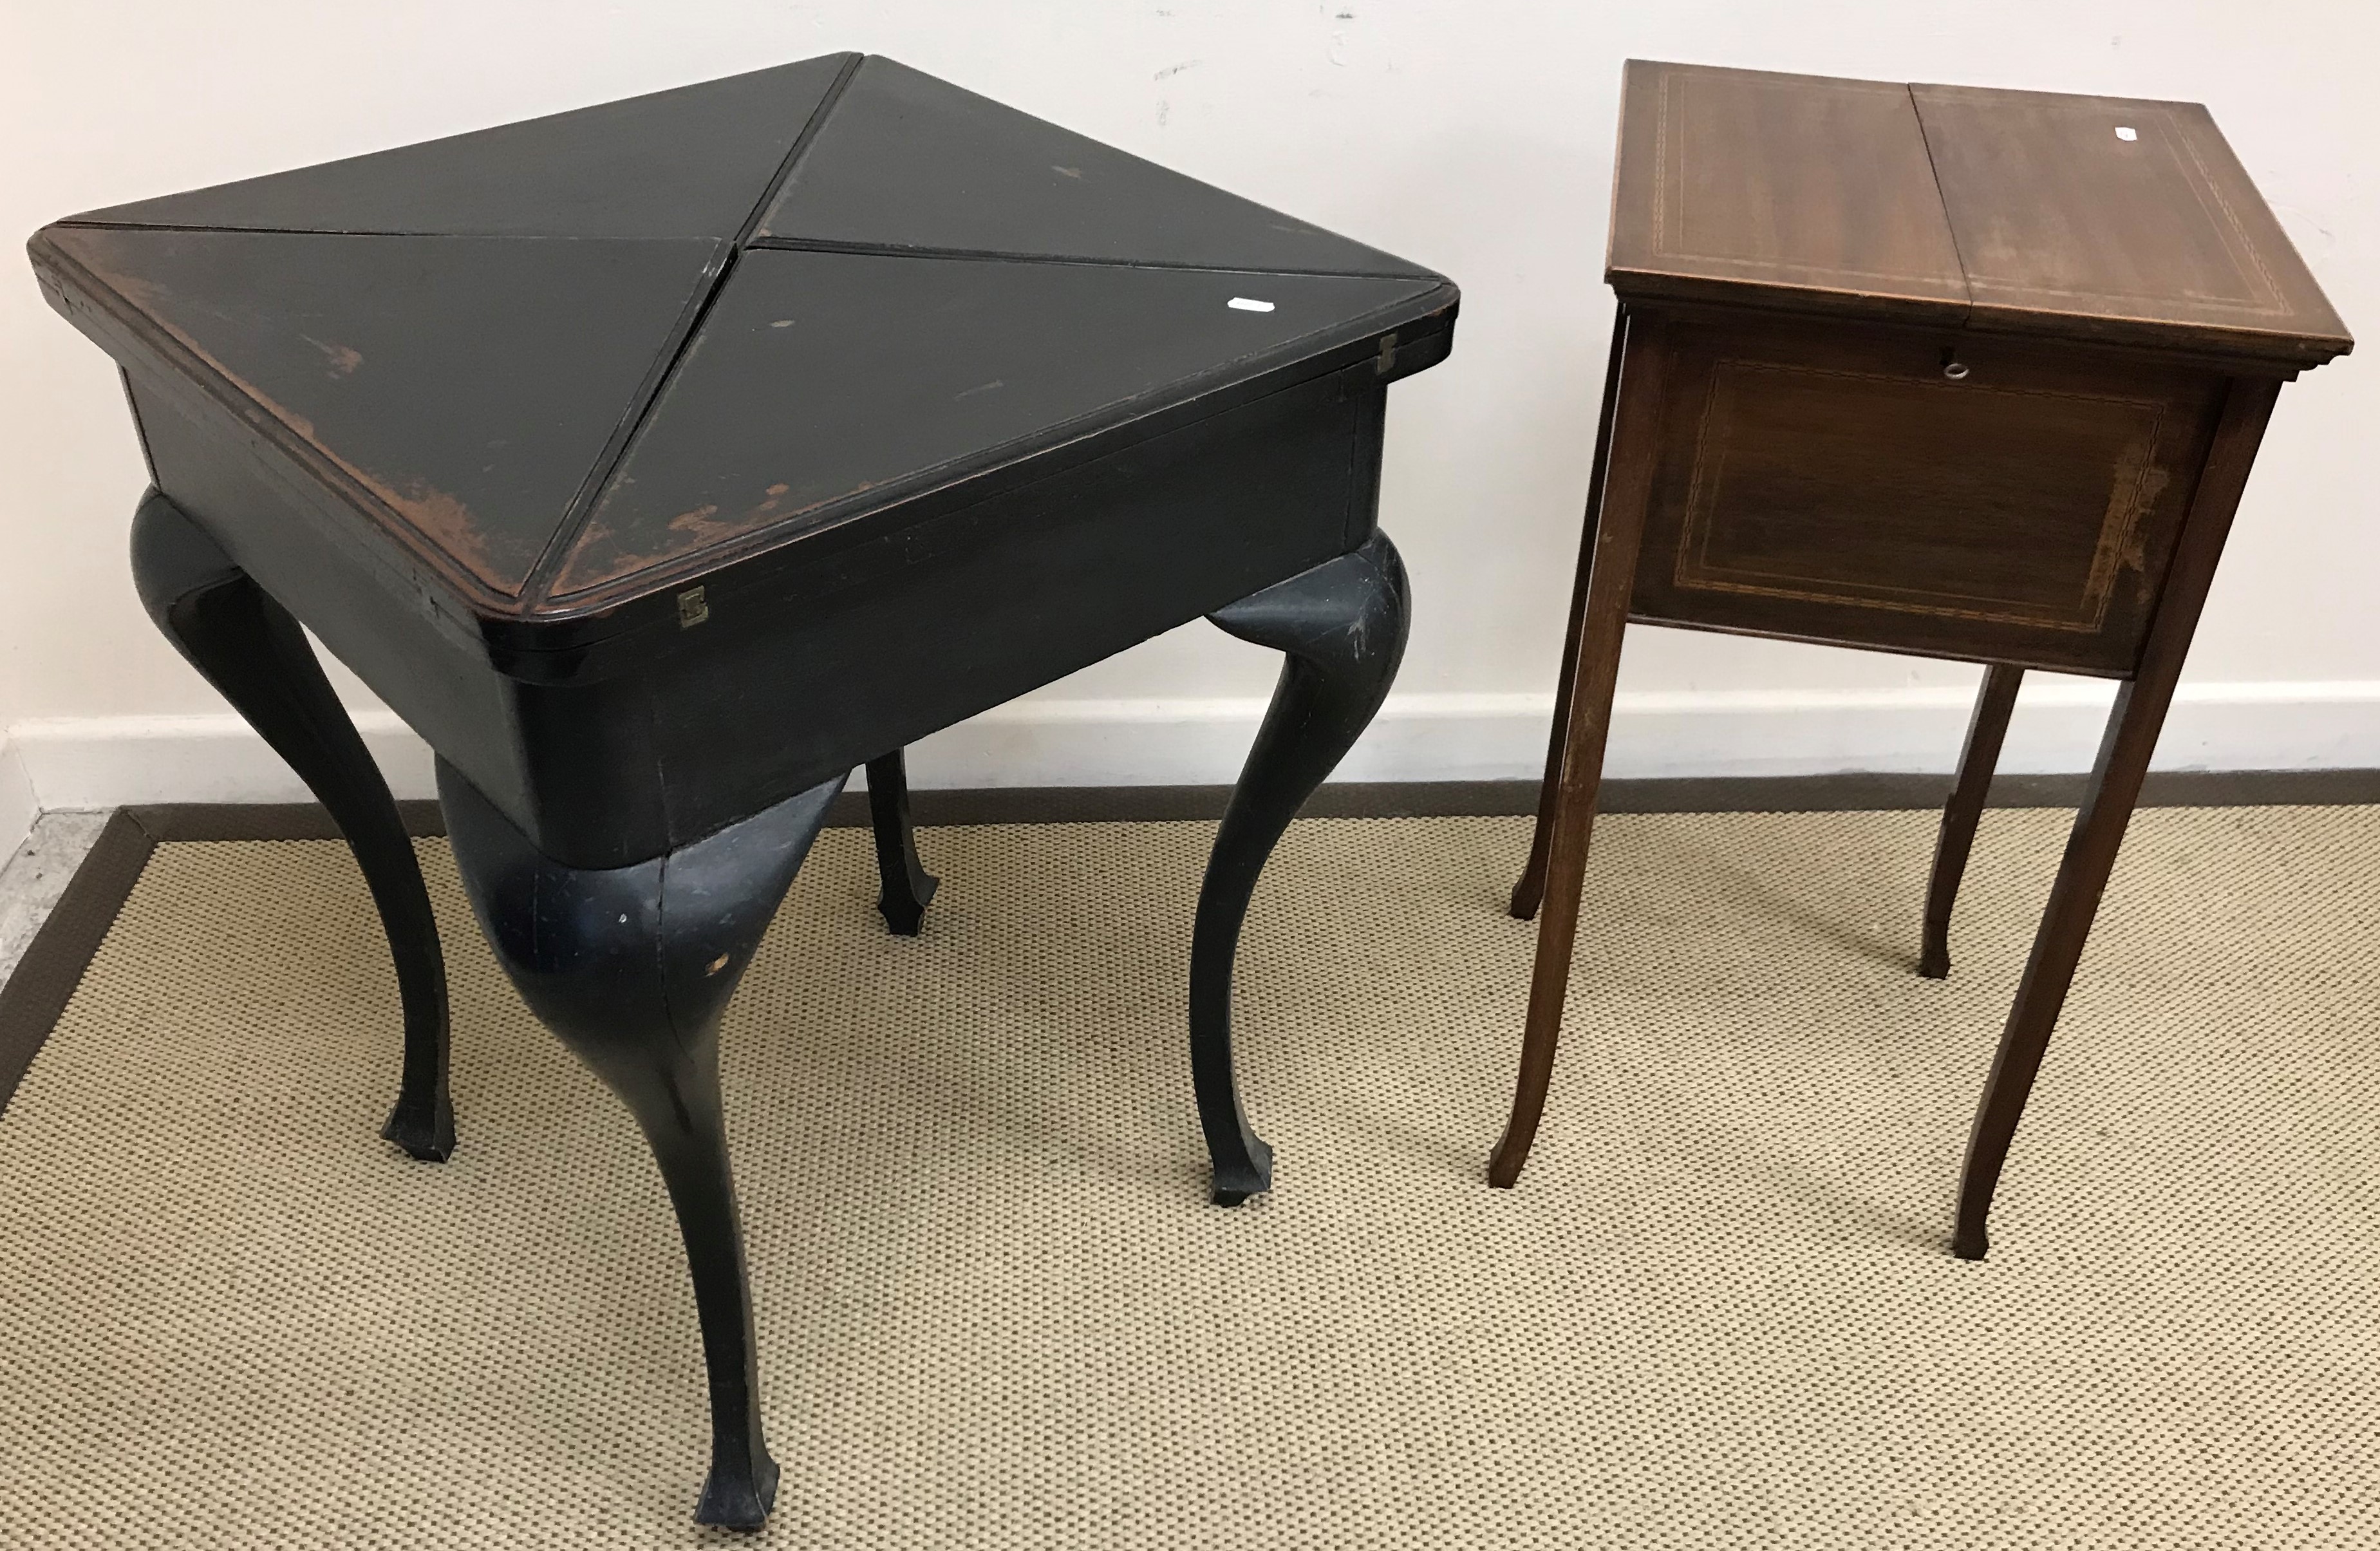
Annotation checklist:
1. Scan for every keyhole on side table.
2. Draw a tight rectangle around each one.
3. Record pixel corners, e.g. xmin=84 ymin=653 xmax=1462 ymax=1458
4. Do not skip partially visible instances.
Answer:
xmin=1941 ymin=348 xmax=1971 ymax=382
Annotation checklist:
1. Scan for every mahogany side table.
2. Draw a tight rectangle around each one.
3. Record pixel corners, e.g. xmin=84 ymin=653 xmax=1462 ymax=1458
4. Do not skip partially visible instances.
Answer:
xmin=1494 ymin=62 xmax=2348 ymax=1259
xmin=28 ymin=53 xmax=1455 ymax=1527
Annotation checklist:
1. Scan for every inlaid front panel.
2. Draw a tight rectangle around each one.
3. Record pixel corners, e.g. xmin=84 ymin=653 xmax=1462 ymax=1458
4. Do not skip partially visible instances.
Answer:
xmin=1628 ymin=313 xmax=2229 ymax=675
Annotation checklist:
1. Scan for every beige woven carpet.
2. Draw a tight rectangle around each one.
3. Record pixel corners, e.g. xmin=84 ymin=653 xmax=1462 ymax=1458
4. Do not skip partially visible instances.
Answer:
xmin=3 ymin=809 xmax=2378 ymax=1548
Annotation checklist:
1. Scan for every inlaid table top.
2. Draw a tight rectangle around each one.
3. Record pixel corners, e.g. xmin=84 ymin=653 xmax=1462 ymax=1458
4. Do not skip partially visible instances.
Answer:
xmin=1607 ymin=60 xmax=2350 ymax=365
xmin=31 ymin=52 xmax=1456 ymax=651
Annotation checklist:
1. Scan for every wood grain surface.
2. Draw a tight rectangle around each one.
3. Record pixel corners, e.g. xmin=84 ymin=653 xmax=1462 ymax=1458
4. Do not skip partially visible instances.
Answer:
xmin=1608 ymin=61 xmax=2350 ymax=367
xmin=1607 ymin=61 xmax=1969 ymax=323
xmin=1912 ymin=85 xmax=2350 ymax=364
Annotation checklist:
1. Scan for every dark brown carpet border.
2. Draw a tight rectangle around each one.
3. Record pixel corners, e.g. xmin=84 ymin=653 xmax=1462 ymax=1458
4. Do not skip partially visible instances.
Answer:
xmin=6 ymin=767 xmax=2375 ymax=1122
xmin=0 ymin=809 xmax=160 ymax=1118
xmin=127 ymin=767 xmax=2380 ymax=845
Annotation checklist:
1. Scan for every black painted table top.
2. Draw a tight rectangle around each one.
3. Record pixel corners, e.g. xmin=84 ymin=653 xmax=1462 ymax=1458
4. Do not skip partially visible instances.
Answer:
xmin=32 ymin=53 xmax=1456 ymax=655
xmin=33 ymin=52 xmax=1456 ymax=870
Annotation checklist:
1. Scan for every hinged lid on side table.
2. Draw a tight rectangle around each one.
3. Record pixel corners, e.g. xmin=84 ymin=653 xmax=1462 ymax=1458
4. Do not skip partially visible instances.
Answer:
xmin=1910 ymin=82 xmax=2349 ymax=363
xmin=1606 ymin=63 xmax=1970 ymax=324
xmin=1607 ymin=59 xmax=2349 ymax=366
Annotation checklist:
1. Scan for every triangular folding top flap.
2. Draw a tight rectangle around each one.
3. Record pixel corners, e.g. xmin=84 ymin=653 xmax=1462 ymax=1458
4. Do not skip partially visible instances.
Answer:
xmin=47 ymin=225 xmax=725 ymax=594
xmin=554 ymin=247 xmax=1444 ymax=594
xmin=69 ymin=54 xmax=854 ymax=240
xmin=754 ymin=57 xmax=1434 ymax=277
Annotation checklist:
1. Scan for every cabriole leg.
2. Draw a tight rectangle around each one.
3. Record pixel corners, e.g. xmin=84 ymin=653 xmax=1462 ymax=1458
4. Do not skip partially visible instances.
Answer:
xmin=128 ymin=488 xmax=454 ymax=1160
xmin=865 ymin=749 xmax=938 ymax=936
xmin=440 ymin=763 xmax=845 ymax=1528
xmin=1192 ymin=530 xmax=1410 ymax=1205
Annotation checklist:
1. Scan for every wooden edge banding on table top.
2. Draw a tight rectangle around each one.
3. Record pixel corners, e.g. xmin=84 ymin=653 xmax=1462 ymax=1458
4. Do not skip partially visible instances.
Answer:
xmin=3 ymin=768 xmax=2375 ymax=1122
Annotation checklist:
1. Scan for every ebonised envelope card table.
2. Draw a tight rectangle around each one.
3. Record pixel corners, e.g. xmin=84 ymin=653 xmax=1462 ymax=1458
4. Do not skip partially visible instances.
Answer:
xmin=28 ymin=52 xmax=1455 ymax=1527
xmin=1495 ymin=61 xmax=2348 ymax=1259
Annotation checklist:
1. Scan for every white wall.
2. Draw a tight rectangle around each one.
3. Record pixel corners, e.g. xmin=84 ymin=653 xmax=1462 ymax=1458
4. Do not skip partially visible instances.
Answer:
xmin=2 ymin=1 xmax=2372 ymax=827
